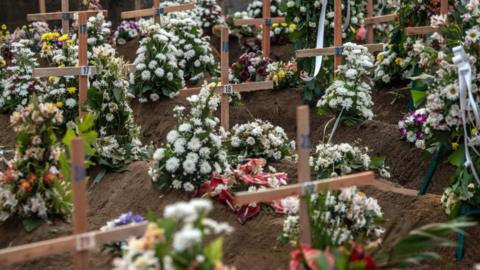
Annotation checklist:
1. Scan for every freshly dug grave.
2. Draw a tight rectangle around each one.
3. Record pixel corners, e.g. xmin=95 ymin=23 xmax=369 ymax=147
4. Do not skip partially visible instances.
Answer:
xmin=0 ymin=160 xmax=478 ymax=270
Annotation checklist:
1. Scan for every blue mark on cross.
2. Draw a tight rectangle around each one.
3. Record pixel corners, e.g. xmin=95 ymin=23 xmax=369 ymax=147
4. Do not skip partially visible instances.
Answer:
xmin=300 ymin=133 xmax=311 ymax=149
xmin=156 ymin=8 xmax=165 ymax=15
xmin=62 ymin=12 xmax=71 ymax=21
xmin=335 ymin=47 xmax=344 ymax=55
xmin=74 ymin=165 xmax=86 ymax=182
xmin=264 ymin=18 xmax=272 ymax=26
xmin=221 ymin=41 xmax=229 ymax=53
xmin=79 ymin=24 xmax=87 ymax=33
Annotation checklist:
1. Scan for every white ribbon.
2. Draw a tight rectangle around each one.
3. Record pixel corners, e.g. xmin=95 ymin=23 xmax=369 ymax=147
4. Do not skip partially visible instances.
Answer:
xmin=343 ymin=0 xmax=351 ymax=32
xmin=453 ymin=46 xmax=480 ymax=185
xmin=313 ymin=0 xmax=328 ymax=78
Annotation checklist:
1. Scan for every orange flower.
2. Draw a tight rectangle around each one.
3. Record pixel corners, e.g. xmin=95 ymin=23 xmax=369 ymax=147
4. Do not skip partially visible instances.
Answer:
xmin=18 ymin=180 xmax=32 ymax=192
xmin=43 ymin=172 xmax=56 ymax=185
xmin=27 ymin=172 xmax=37 ymax=183
xmin=2 ymin=168 xmax=15 ymax=183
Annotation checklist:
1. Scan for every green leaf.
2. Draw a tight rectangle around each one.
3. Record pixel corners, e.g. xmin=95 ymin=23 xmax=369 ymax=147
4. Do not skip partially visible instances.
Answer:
xmin=22 ymin=218 xmax=45 ymax=232
xmin=62 ymin=129 xmax=76 ymax=149
xmin=93 ymin=169 xmax=107 ymax=185
xmin=448 ymin=147 xmax=465 ymax=167
xmin=370 ymin=156 xmax=386 ymax=169
xmin=410 ymin=90 xmax=427 ymax=107
xmin=204 ymin=237 xmax=224 ymax=263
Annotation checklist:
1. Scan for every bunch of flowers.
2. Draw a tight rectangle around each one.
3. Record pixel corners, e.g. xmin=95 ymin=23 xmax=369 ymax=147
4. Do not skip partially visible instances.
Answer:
xmin=257 ymin=22 xmax=296 ymax=46
xmin=0 ymin=24 xmax=10 ymax=44
xmin=398 ymin=108 xmax=432 ymax=150
xmin=84 ymin=12 xmax=112 ymax=49
xmin=112 ymin=199 xmax=234 ymax=270
xmin=9 ymin=22 xmax=51 ymax=53
xmin=193 ymin=0 xmax=225 ymax=33
xmin=317 ymin=43 xmax=375 ymax=124
xmin=266 ymin=59 xmax=299 ymax=89
xmin=129 ymin=22 xmax=185 ymax=102
xmin=87 ymin=45 xmax=148 ymax=170
xmin=199 ymin=159 xmax=293 ymax=223
xmin=281 ymin=187 xmax=385 ymax=248
xmin=39 ymin=31 xmax=69 ymax=60
xmin=1 ymin=41 xmax=45 ymax=113
xmin=248 ymin=0 xmax=284 ymax=18
xmin=310 ymin=142 xmax=390 ymax=179
xmin=225 ymin=119 xmax=295 ymax=164
xmin=100 ymin=212 xmax=145 ymax=254
xmin=0 ymin=102 xmax=70 ymax=225
xmin=226 ymin=11 xmax=254 ymax=41
xmin=113 ymin=20 xmax=143 ymax=46
xmin=163 ymin=14 xmax=218 ymax=83
xmin=229 ymin=52 xmax=272 ymax=83
xmin=149 ymin=84 xmax=228 ymax=192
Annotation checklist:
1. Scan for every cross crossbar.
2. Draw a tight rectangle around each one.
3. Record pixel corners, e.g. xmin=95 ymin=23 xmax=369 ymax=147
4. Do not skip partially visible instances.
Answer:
xmin=296 ymin=43 xmax=384 ymax=58
xmin=120 ymin=3 xmax=195 ymax=20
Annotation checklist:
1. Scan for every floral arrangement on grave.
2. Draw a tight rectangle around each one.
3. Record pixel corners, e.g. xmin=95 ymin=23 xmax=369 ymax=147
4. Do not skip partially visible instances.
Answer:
xmin=130 ymin=22 xmax=185 ymax=102
xmin=0 ymin=24 xmax=10 ymax=44
xmin=85 ymin=12 xmax=112 ymax=50
xmin=310 ymin=142 xmax=390 ymax=180
xmin=229 ymin=51 xmax=272 ymax=83
xmin=288 ymin=219 xmax=474 ymax=270
xmin=317 ymin=43 xmax=375 ymax=125
xmin=162 ymin=13 xmax=218 ymax=84
xmin=0 ymin=102 xmax=70 ymax=229
xmin=112 ymin=199 xmax=234 ymax=270
xmin=87 ymin=45 xmax=148 ymax=170
xmin=225 ymin=119 xmax=295 ymax=165
xmin=0 ymin=40 xmax=45 ymax=113
xmin=281 ymin=187 xmax=385 ymax=249
xmin=149 ymin=83 xmax=228 ymax=193
xmin=100 ymin=212 xmax=146 ymax=254
xmin=199 ymin=159 xmax=295 ymax=223
xmin=194 ymin=0 xmax=225 ymax=34
xmin=267 ymin=59 xmax=299 ymax=90
xmin=40 ymin=33 xmax=80 ymax=125
xmin=8 ymin=22 xmax=51 ymax=53
xmin=113 ymin=20 xmax=143 ymax=46
xmin=398 ymin=108 xmax=432 ymax=150
xmin=256 ymin=22 xmax=297 ymax=46
xmin=80 ymin=0 xmax=102 ymax=10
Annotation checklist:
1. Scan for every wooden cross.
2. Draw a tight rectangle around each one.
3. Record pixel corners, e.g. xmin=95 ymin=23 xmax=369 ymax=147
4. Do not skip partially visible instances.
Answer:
xmin=0 ymin=137 xmax=148 ymax=270
xmin=233 ymin=0 xmax=285 ymax=58
xmin=28 ymin=0 xmax=108 ymax=34
xmin=121 ymin=0 xmax=195 ymax=24
xmin=38 ymin=0 xmax=46 ymax=14
xmin=365 ymin=0 xmax=397 ymax=44
xmin=404 ymin=0 xmax=448 ymax=36
xmin=234 ymin=106 xmax=375 ymax=244
xmin=32 ymin=12 xmax=94 ymax=117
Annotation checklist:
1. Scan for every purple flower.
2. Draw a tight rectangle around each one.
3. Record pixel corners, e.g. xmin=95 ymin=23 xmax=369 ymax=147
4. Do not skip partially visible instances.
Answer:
xmin=414 ymin=113 xmax=428 ymax=124
xmin=400 ymin=128 xmax=407 ymax=138
xmin=112 ymin=212 xmax=145 ymax=227
xmin=416 ymin=131 xmax=424 ymax=139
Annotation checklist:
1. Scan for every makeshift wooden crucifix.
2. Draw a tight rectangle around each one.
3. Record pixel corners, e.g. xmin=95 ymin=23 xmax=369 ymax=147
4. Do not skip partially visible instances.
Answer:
xmin=121 ymin=0 xmax=195 ymax=24
xmin=364 ymin=0 xmax=397 ymax=44
xmin=233 ymin=0 xmax=286 ymax=58
xmin=28 ymin=0 xmax=108 ymax=34
xmin=405 ymin=0 xmax=448 ymax=36
xmin=234 ymin=105 xmax=375 ymax=244
xmin=32 ymin=12 xmax=94 ymax=117
xmin=0 ymin=137 xmax=148 ymax=270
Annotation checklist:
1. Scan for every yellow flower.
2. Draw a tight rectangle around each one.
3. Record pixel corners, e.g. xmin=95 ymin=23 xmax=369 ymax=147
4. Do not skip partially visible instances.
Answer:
xmin=67 ymin=87 xmax=77 ymax=94
xmin=66 ymin=40 xmax=74 ymax=47
xmin=273 ymin=74 xmax=279 ymax=82
xmin=358 ymin=191 xmax=366 ymax=197
xmin=388 ymin=44 xmax=394 ymax=50
xmin=289 ymin=24 xmax=297 ymax=31
xmin=395 ymin=57 xmax=403 ymax=65
xmin=376 ymin=54 xmax=385 ymax=62
xmin=1 ymin=24 xmax=6 ymax=30
xmin=48 ymin=76 xmax=57 ymax=83
xmin=468 ymin=183 xmax=475 ymax=189
xmin=278 ymin=69 xmax=286 ymax=79
xmin=451 ymin=142 xmax=459 ymax=150
xmin=472 ymin=128 xmax=478 ymax=136
xmin=0 ymin=58 xmax=5 ymax=67
xmin=55 ymin=101 xmax=63 ymax=108
xmin=47 ymin=104 xmax=55 ymax=112
xmin=58 ymin=34 xmax=69 ymax=42
xmin=281 ymin=22 xmax=288 ymax=27
xmin=272 ymin=23 xmax=279 ymax=28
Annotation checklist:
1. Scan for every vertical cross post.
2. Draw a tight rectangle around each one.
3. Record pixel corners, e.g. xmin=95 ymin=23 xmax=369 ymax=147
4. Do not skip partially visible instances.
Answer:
xmin=334 ymin=0 xmax=342 ymax=69
xmin=135 ymin=0 xmax=142 ymax=10
xmin=367 ymin=0 xmax=374 ymax=44
xmin=39 ymin=0 xmax=46 ymax=14
xmin=262 ymin=0 xmax=271 ymax=58
xmin=78 ymin=13 xmax=88 ymax=117
xmin=296 ymin=106 xmax=312 ymax=245
xmin=71 ymin=138 xmax=88 ymax=270
xmin=61 ymin=0 xmax=70 ymax=33
xmin=440 ymin=0 xmax=448 ymax=15
xmin=153 ymin=0 xmax=161 ymax=24
xmin=220 ymin=26 xmax=230 ymax=131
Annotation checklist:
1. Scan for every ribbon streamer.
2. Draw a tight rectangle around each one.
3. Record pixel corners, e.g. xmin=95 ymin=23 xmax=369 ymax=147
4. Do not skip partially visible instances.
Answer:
xmin=343 ymin=0 xmax=351 ymax=32
xmin=453 ymin=46 xmax=480 ymax=185
xmin=313 ymin=0 xmax=328 ymax=78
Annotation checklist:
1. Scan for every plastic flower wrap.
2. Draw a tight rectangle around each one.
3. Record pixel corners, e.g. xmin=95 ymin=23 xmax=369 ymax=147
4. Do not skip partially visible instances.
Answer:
xmin=114 ymin=20 xmax=143 ymax=46
xmin=100 ymin=212 xmax=145 ymax=254
xmin=226 ymin=119 xmax=295 ymax=165
xmin=267 ymin=59 xmax=299 ymax=89
xmin=162 ymin=14 xmax=218 ymax=83
xmin=88 ymin=45 xmax=148 ymax=170
xmin=398 ymin=108 xmax=432 ymax=150
xmin=1 ymin=40 xmax=45 ymax=113
xmin=130 ymin=22 xmax=185 ymax=102
xmin=149 ymin=83 xmax=228 ymax=192
xmin=199 ymin=159 xmax=292 ymax=223
xmin=317 ymin=43 xmax=375 ymax=124
xmin=112 ymin=199 xmax=234 ymax=270
xmin=229 ymin=52 xmax=272 ymax=83
xmin=281 ymin=187 xmax=384 ymax=248
xmin=310 ymin=142 xmax=390 ymax=179
xmin=0 ymin=102 xmax=70 ymax=225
